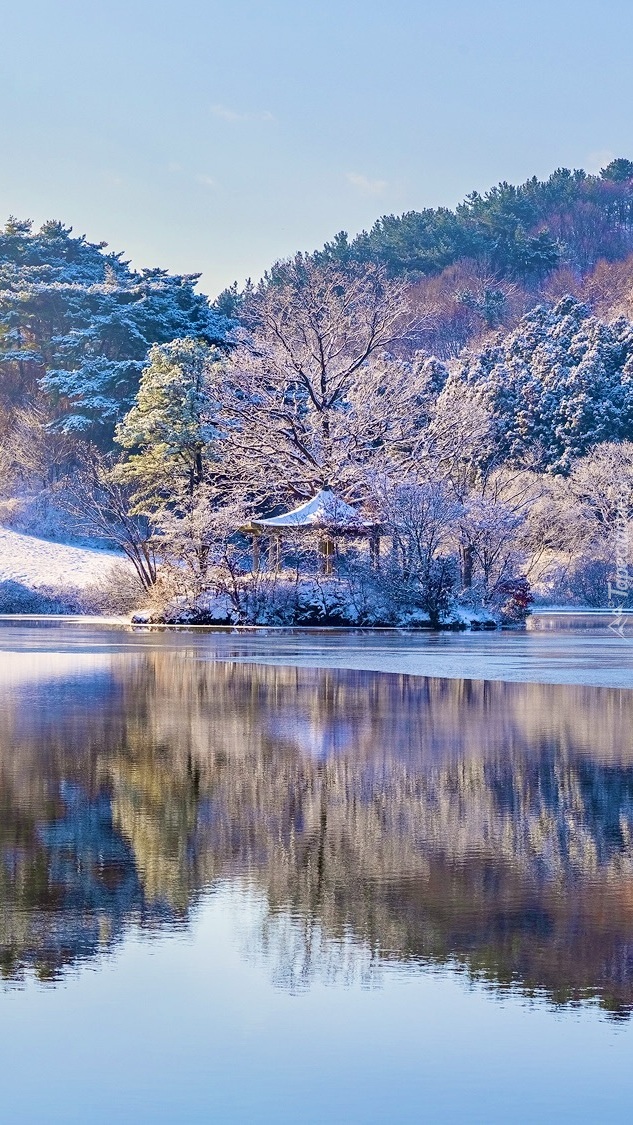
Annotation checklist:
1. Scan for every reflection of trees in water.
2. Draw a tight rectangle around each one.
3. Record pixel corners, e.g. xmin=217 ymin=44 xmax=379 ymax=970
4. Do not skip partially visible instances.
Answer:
xmin=0 ymin=780 xmax=165 ymax=982
xmin=227 ymin=882 xmax=383 ymax=993
xmin=2 ymin=655 xmax=633 ymax=1011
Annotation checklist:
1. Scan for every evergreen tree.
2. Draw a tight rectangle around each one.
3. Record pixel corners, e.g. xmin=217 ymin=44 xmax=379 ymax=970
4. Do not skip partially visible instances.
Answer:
xmin=452 ymin=296 xmax=633 ymax=471
xmin=601 ymin=159 xmax=633 ymax=183
xmin=0 ymin=218 xmax=232 ymax=443
xmin=113 ymin=338 xmax=224 ymax=514
xmin=311 ymin=162 xmax=633 ymax=282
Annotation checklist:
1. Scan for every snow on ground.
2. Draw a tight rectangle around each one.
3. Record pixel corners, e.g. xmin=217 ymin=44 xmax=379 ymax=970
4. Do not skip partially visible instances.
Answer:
xmin=0 ymin=527 xmax=125 ymax=590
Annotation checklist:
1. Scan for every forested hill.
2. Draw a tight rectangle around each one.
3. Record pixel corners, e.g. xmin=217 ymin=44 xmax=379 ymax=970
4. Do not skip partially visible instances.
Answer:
xmin=4 ymin=157 xmax=633 ymax=462
xmin=2 ymin=171 xmax=633 ymax=617
xmin=216 ymin=158 xmax=633 ymax=363
xmin=0 ymin=217 xmax=231 ymax=443
xmin=315 ymin=158 xmax=633 ymax=281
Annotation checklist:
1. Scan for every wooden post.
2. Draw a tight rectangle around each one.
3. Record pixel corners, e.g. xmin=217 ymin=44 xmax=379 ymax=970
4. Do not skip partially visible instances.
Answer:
xmin=370 ymin=532 xmax=380 ymax=569
xmin=320 ymin=536 xmax=334 ymax=575
xmin=268 ymin=535 xmax=281 ymax=573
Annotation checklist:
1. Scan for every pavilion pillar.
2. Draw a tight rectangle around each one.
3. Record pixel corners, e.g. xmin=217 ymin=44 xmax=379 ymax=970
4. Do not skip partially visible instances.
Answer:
xmin=369 ymin=533 xmax=380 ymax=570
xmin=320 ymin=536 xmax=334 ymax=576
xmin=252 ymin=534 xmax=260 ymax=573
xmin=268 ymin=535 xmax=281 ymax=573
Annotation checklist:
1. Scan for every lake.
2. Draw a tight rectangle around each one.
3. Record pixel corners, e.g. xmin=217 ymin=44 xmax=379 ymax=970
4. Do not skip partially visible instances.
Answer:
xmin=1 ymin=619 xmax=633 ymax=1123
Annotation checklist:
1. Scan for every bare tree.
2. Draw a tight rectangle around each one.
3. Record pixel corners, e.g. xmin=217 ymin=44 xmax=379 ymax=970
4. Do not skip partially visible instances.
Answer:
xmin=456 ymin=469 xmax=544 ymax=595
xmin=222 ymin=258 xmax=424 ymax=502
xmin=63 ymin=451 xmax=158 ymax=589
xmin=372 ymin=475 xmax=461 ymax=625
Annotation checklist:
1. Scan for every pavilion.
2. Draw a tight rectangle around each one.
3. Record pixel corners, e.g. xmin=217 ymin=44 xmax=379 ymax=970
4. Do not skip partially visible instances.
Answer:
xmin=246 ymin=489 xmax=380 ymax=574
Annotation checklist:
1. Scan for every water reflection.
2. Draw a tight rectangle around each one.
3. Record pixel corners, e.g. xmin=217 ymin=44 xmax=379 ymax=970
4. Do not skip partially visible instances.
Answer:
xmin=2 ymin=651 xmax=633 ymax=1015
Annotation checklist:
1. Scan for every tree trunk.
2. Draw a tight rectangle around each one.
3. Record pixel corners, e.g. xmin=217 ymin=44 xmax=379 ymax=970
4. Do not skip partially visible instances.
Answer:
xmin=194 ymin=447 xmax=203 ymax=485
xmin=268 ymin=535 xmax=281 ymax=572
xmin=370 ymin=533 xmax=380 ymax=569
xmin=462 ymin=544 xmax=473 ymax=588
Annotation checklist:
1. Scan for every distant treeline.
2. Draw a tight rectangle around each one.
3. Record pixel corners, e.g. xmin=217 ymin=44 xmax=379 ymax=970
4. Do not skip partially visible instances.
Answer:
xmin=320 ymin=159 xmax=633 ymax=280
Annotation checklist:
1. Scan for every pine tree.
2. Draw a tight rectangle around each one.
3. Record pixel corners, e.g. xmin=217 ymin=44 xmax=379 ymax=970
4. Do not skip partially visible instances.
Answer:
xmin=113 ymin=338 xmax=224 ymax=514
xmin=0 ymin=218 xmax=232 ymax=444
xmin=453 ymin=296 xmax=633 ymax=471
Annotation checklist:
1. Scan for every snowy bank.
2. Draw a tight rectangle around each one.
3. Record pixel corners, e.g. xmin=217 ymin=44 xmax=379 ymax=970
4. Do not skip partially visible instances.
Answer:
xmin=0 ymin=528 xmax=141 ymax=614
xmin=132 ymin=578 xmax=503 ymax=630
xmin=0 ymin=527 xmax=125 ymax=590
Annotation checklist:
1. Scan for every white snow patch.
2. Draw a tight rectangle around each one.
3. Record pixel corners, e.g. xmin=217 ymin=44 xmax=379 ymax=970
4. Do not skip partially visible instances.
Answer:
xmin=0 ymin=527 xmax=126 ymax=590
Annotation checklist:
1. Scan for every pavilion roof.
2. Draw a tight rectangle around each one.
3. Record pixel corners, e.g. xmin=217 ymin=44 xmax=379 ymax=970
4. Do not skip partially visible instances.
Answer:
xmin=250 ymin=489 xmax=372 ymax=532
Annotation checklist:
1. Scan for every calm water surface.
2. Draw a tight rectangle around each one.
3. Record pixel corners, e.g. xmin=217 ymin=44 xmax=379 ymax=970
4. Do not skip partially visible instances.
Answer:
xmin=2 ymin=620 xmax=633 ymax=1123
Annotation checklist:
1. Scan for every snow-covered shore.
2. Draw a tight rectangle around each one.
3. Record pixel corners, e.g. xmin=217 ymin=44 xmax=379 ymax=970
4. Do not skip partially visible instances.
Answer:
xmin=0 ymin=527 xmax=125 ymax=591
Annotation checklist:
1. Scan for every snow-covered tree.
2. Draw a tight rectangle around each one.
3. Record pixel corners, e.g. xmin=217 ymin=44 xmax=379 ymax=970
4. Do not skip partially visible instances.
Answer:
xmin=453 ymin=296 xmax=633 ymax=471
xmin=222 ymin=257 xmax=423 ymax=503
xmin=525 ymin=442 xmax=633 ymax=606
xmin=113 ymin=338 xmax=225 ymax=513
xmin=0 ymin=218 xmax=232 ymax=442
xmin=456 ymin=470 xmax=541 ymax=596
xmin=374 ymin=476 xmax=461 ymax=625
xmin=112 ymin=338 xmax=236 ymax=588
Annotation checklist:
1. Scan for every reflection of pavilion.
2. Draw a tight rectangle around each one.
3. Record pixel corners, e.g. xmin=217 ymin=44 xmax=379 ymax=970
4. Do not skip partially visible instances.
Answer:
xmin=244 ymin=489 xmax=380 ymax=574
xmin=266 ymin=714 xmax=357 ymax=760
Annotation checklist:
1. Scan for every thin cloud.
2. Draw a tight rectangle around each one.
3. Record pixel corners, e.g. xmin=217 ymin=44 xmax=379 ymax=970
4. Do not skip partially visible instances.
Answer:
xmin=346 ymin=171 xmax=388 ymax=196
xmin=211 ymin=103 xmax=275 ymax=124
xmin=197 ymin=174 xmax=217 ymax=189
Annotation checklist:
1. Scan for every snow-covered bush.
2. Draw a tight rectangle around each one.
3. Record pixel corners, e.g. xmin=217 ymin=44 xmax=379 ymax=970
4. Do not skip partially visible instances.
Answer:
xmin=0 ymin=580 xmax=78 ymax=614
xmin=77 ymin=563 xmax=147 ymax=615
xmin=0 ymin=564 xmax=145 ymax=616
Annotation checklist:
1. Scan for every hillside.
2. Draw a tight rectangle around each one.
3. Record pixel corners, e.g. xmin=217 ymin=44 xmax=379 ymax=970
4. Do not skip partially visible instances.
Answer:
xmin=0 ymin=527 xmax=123 ymax=589
xmin=217 ymin=158 xmax=633 ymax=362
xmin=0 ymin=527 xmax=137 ymax=614
xmin=317 ymin=158 xmax=633 ymax=282
xmin=1 ymin=162 xmax=633 ymax=620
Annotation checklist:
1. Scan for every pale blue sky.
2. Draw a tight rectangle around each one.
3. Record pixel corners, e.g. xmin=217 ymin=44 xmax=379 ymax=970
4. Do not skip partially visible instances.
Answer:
xmin=1 ymin=0 xmax=631 ymax=296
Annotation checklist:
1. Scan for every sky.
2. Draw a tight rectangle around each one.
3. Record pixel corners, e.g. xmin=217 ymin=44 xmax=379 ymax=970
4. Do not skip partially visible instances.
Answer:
xmin=1 ymin=0 xmax=633 ymax=298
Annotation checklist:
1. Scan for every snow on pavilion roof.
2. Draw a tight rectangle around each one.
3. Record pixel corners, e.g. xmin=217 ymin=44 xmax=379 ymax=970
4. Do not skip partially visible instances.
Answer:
xmin=250 ymin=489 xmax=371 ymax=531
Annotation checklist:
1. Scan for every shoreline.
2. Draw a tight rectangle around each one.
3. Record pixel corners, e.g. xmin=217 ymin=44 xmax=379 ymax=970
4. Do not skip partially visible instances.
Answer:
xmin=1 ymin=615 xmax=632 ymax=690
xmin=0 ymin=607 xmax=631 ymax=630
